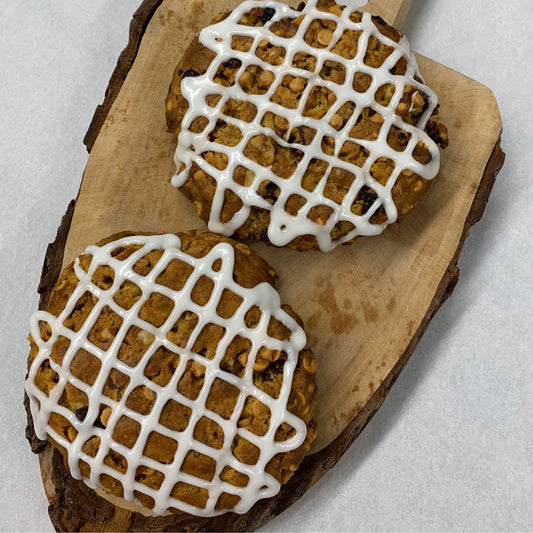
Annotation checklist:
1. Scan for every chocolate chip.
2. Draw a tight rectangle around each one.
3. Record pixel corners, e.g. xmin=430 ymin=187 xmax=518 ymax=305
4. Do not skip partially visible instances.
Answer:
xmin=297 ymin=1 xmax=306 ymax=11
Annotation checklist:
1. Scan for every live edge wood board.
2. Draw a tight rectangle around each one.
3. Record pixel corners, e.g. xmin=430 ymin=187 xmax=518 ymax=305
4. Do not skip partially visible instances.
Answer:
xmin=26 ymin=0 xmax=505 ymax=530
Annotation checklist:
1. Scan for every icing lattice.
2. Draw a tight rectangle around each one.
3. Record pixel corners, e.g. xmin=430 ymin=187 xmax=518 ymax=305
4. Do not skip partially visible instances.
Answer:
xmin=26 ymin=234 xmax=308 ymax=516
xmin=173 ymin=0 xmax=441 ymax=251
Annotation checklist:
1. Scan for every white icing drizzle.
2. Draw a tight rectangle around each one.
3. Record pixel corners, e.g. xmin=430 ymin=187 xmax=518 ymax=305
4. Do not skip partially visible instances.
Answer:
xmin=26 ymin=234 xmax=308 ymax=516
xmin=172 ymin=0 xmax=441 ymax=252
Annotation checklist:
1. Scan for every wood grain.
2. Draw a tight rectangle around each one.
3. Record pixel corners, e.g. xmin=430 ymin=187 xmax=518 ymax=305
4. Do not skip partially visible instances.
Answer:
xmin=365 ymin=0 xmax=412 ymax=27
xmin=25 ymin=0 xmax=505 ymax=530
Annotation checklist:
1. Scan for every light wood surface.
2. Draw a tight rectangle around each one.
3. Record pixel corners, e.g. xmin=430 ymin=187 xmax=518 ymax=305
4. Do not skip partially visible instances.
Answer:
xmin=30 ymin=0 xmax=504 ymax=530
xmin=365 ymin=0 xmax=413 ymax=26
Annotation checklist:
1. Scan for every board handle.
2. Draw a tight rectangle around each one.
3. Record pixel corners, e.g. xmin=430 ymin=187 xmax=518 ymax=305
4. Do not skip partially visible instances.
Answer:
xmin=363 ymin=0 xmax=412 ymax=27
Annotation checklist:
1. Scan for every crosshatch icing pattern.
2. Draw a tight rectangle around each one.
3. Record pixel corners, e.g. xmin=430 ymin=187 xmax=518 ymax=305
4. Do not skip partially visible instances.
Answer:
xmin=26 ymin=234 xmax=309 ymax=516
xmin=172 ymin=0 xmax=441 ymax=251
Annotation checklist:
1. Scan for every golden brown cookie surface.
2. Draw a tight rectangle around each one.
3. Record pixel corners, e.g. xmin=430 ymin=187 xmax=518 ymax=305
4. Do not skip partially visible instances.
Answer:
xmin=26 ymin=231 xmax=316 ymax=516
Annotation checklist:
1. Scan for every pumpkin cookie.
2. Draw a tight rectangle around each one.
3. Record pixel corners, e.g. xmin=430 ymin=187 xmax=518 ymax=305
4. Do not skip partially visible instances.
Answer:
xmin=26 ymin=231 xmax=316 ymax=516
xmin=166 ymin=0 xmax=448 ymax=251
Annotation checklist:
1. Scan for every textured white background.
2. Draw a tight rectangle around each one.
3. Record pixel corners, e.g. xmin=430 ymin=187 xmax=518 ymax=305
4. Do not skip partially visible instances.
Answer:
xmin=1 ymin=1 xmax=532 ymax=531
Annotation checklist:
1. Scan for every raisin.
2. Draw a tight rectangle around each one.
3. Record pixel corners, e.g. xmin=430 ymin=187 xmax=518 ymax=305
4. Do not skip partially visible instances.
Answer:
xmin=360 ymin=187 xmax=378 ymax=204
xmin=182 ymin=69 xmax=199 ymax=78
xmin=76 ymin=406 xmax=88 ymax=421
xmin=260 ymin=7 xmax=276 ymax=23
xmin=226 ymin=58 xmax=242 ymax=69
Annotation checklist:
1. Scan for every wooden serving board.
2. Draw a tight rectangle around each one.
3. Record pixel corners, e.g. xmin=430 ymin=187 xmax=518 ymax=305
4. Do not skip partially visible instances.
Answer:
xmin=27 ymin=0 xmax=505 ymax=530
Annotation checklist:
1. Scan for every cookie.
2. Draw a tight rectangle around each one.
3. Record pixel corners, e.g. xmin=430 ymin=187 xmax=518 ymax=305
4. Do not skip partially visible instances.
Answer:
xmin=166 ymin=0 xmax=448 ymax=252
xmin=25 ymin=231 xmax=316 ymax=516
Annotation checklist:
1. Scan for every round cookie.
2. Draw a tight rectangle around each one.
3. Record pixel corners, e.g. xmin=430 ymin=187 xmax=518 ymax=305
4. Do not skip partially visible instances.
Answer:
xmin=26 ymin=231 xmax=317 ymax=517
xmin=166 ymin=0 xmax=448 ymax=252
